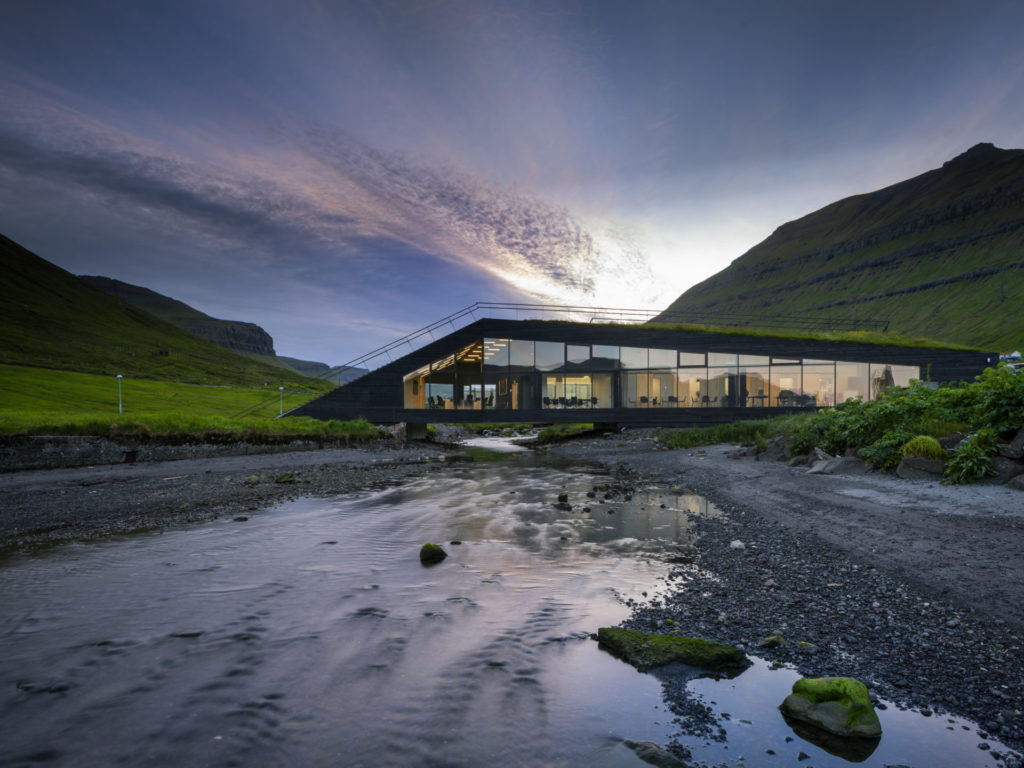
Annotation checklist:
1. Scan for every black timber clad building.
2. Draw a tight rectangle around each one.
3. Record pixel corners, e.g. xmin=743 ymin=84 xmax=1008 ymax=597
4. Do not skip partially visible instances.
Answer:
xmin=290 ymin=319 xmax=995 ymax=427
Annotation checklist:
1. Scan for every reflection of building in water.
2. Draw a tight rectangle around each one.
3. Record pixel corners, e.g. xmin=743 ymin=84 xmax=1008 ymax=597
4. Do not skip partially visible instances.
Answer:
xmin=295 ymin=318 xmax=993 ymax=426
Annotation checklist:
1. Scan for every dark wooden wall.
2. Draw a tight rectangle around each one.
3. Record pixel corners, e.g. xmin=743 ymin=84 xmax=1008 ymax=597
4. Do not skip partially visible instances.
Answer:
xmin=290 ymin=318 xmax=996 ymax=424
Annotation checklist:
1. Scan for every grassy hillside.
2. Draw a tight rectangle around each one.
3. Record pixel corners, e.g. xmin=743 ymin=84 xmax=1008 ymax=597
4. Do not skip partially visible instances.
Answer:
xmin=0 ymin=234 xmax=330 ymax=390
xmin=658 ymin=143 xmax=1024 ymax=352
xmin=0 ymin=365 xmax=378 ymax=439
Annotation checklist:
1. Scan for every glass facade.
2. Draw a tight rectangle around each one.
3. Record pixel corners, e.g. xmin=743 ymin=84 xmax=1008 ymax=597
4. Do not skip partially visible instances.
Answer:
xmin=403 ymin=338 xmax=920 ymax=411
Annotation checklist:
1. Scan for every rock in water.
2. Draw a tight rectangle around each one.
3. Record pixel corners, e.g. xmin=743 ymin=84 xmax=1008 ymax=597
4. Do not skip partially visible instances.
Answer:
xmin=779 ymin=676 xmax=882 ymax=738
xmin=419 ymin=542 xmax=448 ymax=565
xmin=597 ymin=627 xmax=749 ymax=672
xmin=623 ymin=739 xmax=692 ymax=767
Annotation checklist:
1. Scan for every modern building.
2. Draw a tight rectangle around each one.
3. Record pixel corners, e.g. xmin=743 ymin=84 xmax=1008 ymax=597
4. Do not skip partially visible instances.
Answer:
xmin=291 ymin=317 xmax=994 ymax=429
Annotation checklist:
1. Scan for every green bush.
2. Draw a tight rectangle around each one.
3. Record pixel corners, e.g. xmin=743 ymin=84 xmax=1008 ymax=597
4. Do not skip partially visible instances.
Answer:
xmin=859 ymin=429 xmax=916 ymax=471
xmin=900 ymin=435 xmax=947 ymax=460
xmin=943 ymin=428 xmax=999 ymax=485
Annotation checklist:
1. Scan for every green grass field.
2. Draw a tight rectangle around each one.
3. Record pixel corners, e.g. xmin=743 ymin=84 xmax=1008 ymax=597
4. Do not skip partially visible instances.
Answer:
xmin=0 ymin=364 xmax=373 ymax=439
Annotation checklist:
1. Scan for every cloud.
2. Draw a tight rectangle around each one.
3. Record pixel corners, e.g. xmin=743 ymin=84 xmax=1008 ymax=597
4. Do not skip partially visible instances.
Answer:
xmin=0 ymin=80 xmax=663 ymax=310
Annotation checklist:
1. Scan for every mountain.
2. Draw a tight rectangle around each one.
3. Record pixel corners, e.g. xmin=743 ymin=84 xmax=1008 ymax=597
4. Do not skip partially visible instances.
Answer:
xmin=79 ymin=275 xmax=335 ymax=376
xmin=657 ymin=143 xmax=1024 ymax=352
xmin=80 ymin=275 xmax=276 ymax=356
xmin=0 ymin=233 xmax=327 ymax=388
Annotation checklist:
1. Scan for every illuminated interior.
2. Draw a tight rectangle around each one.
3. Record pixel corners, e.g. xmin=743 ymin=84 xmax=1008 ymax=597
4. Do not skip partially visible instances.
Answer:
xmin=402 ymin=338 xmax=919 ymax=410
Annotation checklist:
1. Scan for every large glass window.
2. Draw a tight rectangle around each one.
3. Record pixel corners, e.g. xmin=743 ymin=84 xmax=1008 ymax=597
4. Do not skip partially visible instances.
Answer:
xmin=679 ymin=351 xmax=705 ymax=366
xmin=650 ymin=370 xmax=676 ymax=407
xmin=483 ymin=338 xmax=509 ymax=369
xmin=543 ymin=375 xmax=564 ymax=408
xmin=708 ymin=352 xmax=738 ymax=366
xmin=803 ymin=363 xmax=835 ymax=407
xmin=535 ymin=341 xmax=565 ymax=372
xmin=770 ymin=365 xmax=802 ymax=407
xmin=740 ymin=366 xmax=769 ymax=407
xmin=510 ymin=372 xmax=536 ymax=408
xmin=649 ymin=348 xmax=676 ymax=368
xmin=620 ymin=347 xmax=648 ymax=369
xmin=836 ymin=362 xmax=869 ymax=403
xmin=592 ymin=345 xmax=620 ymax=368
xmin=706 ymin=366 xmax=736 ymax=407
xmin=620 ymin=371 xmax=650 ymax=407
xmin=509 ymin=339 xmax=534 ymax=371
xmin=567 ymin=345 xmax=590 ymax=366
xmin=870 ymin=364 xmax=919 ymax=398
xmin=676 ymin=368 xmax=706 ymax=406
xmin=544 ymin=375 xmax=599 ymax=407
xmin=591 ymin=373 xmax=613 ymax=408
xmin=455 ymin=342 xmax=482 ymax=409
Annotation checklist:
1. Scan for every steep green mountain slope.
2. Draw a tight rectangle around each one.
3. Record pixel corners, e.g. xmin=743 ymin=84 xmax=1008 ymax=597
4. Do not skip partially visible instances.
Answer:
xmin=0 ymin=233 xmax=327 ymax=388
xmin=657 ymin=143 xmax=1024 ymax=352
xmin=80 ymin=275 xmax=333 ymax=375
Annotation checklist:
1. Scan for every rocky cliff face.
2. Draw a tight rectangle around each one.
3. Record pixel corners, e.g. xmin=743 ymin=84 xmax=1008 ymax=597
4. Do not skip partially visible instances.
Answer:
xmin=177 ymin=318 xmax=275 ymax=355
xmin=657 ymin=143 xmax=1024 ymax=351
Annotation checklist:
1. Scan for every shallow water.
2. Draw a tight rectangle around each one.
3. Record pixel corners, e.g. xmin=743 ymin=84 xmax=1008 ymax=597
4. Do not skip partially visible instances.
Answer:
xmin=0 ymin=456 xmax=1016 ymax=767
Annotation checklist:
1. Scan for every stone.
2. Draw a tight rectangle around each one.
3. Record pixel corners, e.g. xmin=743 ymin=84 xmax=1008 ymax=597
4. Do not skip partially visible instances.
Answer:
xmin=779 ymin=677 xmax=882 ymax=738
xmin=758 ymin=634 xmax=786 ymax=648
xmin=597 ymin=627 xmax=749 ymax=672
xmin=813 ymin=447 xmax=832 ymax=462
xmin=940 ymin=432 xmax=968 ymax=450
xmin=622 ymin=740 xmax=692 ymax=768
xmin=998 ymin=428 xmax=1024 ymax=459
xmin=419 ymin=542 xmax=448 ymax=565
xmin=788 ymin=455 xmax=810 ymax=467
xmin=557 ymin=493 xmax=569 ymax=503
xmin=758 ymin=434 xmax=790 ymax=462
xmin=1008 ymin=474 xmax=1024 ymax=492
xmin=729 ymin=540 xmax=746 ymax=550
xmin=808 ymin=458 xmax=844 ymax=475
xmin=895 ymin=456 xmax=946 ymax=479
xmin=990 ymin=456 xmax=1024 ymax=484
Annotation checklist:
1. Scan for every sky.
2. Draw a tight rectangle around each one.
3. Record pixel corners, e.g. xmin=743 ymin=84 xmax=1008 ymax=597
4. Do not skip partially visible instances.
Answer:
xmin=2 ymin=0 xmax=1023 ymax=366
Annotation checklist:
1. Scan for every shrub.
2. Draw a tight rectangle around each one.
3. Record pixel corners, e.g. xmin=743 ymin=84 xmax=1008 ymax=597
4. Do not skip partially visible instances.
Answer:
xmin=859 ymin=429 xmax=916 ymax=471
xmin=899 ymin=435 xmax=946 ymax=460
xmin=943 ymin=428 xmax=999 ymax=485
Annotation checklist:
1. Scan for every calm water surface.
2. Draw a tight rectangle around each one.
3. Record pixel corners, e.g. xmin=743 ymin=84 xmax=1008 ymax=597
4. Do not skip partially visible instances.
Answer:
xmin=0 ymin=456 xmax=1016 ymax=767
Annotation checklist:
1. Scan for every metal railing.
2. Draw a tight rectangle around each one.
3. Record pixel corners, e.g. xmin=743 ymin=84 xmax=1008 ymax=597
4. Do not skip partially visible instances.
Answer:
xmin=318 ymin=301 xmax=890 ymax=387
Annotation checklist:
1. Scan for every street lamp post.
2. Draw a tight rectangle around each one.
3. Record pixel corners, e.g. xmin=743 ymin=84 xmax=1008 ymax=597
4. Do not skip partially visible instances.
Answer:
xmin=279 ymin=386 xmax=284 ymax=416
xmin=117 ymin=375 xmax=123 ymax=414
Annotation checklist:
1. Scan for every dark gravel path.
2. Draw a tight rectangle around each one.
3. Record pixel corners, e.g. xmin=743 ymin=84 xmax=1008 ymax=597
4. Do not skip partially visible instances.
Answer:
xmin=0 ymin=441 xmax=448 ymax=556
xmin=547 ymin=431 xmax=1024 ymax=763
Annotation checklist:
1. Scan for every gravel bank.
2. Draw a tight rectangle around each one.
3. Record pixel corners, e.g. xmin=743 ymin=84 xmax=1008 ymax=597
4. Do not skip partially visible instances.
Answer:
xmin=0 ymin=440 xmax=449 ymax=556
xmin=547 ymin=430 xmax=1024 ymax=763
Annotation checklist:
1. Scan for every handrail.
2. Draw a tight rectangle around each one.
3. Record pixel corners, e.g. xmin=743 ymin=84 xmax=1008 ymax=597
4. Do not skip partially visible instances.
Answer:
xmin=318 ymin=302 xmax=890 ymax=387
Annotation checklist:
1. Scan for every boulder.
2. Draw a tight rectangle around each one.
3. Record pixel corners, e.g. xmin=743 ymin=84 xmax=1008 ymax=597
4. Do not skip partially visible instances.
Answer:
xmin=991 ymin=456 xmax=1024 ymax=484
xmin=419 ymin=542 xmax=448 ymax=565
xmin=939 ymin=432 xmax=968 ymax=450
xmin=813 ymin=447 xmax=832 ymax=462
xmin=758 ymin=435 xmax=790 ymax=462
xmin=757 ymin=634 xmax=786 ymax=648
xmin=788 ymin=455 xmax=810 ymax=467
xmin=895 ymin=456 xmax=946 ymax=479
xmin=597 ymin=627 xmax=749 ymax=672
xmin=807 ymin=458 xmax=844 ymax=475
xmin=998 ymin=428 xmax=1024 ymax=459
xmin=1009 ymin=474 xmax=1024 ymax=492
xmin=779 ymin=677 xmax=882 ymax=738
xmin=622 ymin=740 xmax=692 ymax=768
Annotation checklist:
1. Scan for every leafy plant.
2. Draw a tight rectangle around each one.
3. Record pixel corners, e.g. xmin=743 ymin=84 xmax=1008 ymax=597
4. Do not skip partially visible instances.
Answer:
xmin=943 ymin=428 xmax=999 ymax=485
xmin=860 ymin=429 xmax=916 ymax=471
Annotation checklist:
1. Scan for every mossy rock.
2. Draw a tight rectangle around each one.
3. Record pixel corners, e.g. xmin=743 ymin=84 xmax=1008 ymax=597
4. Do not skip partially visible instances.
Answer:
xmin=419 ymin=542 xmax=448 ymax=565
xmin=780 ymin=676 xmax=882 ymax=738
xmin=597 ymin=627 xmax=749 ymax=672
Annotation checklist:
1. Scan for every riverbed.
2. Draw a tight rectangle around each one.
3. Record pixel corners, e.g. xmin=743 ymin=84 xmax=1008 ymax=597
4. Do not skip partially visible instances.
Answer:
xmin=1 ymin=446 xmax=1019 ymax=768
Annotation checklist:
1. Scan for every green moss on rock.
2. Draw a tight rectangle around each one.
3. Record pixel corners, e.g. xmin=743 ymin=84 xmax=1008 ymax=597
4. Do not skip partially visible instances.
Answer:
xmin=419 ymin=542 xmax=448 ymax=565
xmin=780 ymin=676 xmax=882 ymax=738
xmin=597 ymin=627 xmax=749 ymax=672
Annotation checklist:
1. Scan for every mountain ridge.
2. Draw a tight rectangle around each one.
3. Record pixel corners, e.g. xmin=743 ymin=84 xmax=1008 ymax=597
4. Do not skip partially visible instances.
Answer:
xmin=657 ymin=143 xmax=1024 ymax=352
